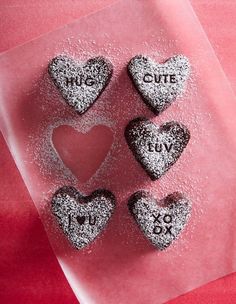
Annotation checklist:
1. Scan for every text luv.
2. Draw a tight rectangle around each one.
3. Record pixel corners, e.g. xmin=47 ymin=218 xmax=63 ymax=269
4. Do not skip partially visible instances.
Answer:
xmin=148 ymin=142 xmax=173 ymax=153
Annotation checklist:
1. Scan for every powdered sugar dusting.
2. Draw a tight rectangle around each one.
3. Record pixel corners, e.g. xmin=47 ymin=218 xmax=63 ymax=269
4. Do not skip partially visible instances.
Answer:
xmin=48 ymin=55 xmax=113 ymax=114
xmin=125 ymin=117 xmax=190 ymax=180
xmin=25 ymin=37 xmax=202 ymax=253
xmin=52 ymin=186 xmax=115 ymax=249
xmin=128 ymin=54 xmax=190 ymax=114
xmin=129 ymin=191 xmax=191 ymax=250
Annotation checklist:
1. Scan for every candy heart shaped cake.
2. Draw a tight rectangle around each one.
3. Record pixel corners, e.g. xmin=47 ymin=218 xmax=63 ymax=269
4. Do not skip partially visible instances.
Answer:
xmin=48 ymin=55 xmax=113 ymax=114
xmin=51 ymin=186 xmax=116 ymax=249
xmin=128 ymin=191 xmax=191 ymax=250
xmin=128 ymin=54 xmax=190 ymax=114
xmin=125 ymin=117 xmax=190 ymax=180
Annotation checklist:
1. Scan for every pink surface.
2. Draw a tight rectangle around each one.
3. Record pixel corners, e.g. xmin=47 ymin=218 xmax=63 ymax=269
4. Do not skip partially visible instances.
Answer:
xmin=1 ymin=0 xmax=236 ymax=303
xmin=52 ymin=125 xmax=113 ymax=183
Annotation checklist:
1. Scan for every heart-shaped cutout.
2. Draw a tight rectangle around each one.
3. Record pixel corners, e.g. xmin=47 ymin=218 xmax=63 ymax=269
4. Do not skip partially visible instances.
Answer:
xmin=48 ymin=55 xmax=113 ymax=114
xmin=52 ymin=186 xmax=116 ymax=249
xmin=128 ymin=191 xmax=191 ymax=250
xmin=128 ymin=54 xmax=190 ymax=114
xmin=125 ymin=117 xmax=190 ymax=180
xmin=52 ymin=125 xmax=113 ymax=182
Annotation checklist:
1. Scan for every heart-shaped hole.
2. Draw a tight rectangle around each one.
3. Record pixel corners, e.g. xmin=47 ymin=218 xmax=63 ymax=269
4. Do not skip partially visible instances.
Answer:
xmin=52 ymin=125 xmax=113 ymax=182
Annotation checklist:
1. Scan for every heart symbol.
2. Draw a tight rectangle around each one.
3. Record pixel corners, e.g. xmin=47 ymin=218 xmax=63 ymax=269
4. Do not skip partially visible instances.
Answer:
xmin=52 ymin=125 xmax=113 ymax=182
xmin=128 ymin=191 xmax=191 ymax=250
xmin=76 ymin=216 xmax=85 ymax=225
xmin=48 ymin=55 xmax=113 ymax=114
xmin=125 ymin=117 xmax=190 ymax=180
xmin=52 ymin=186 xmax=116 ymax=249
xmin=128 ymin=54 xmax=190 ymax=114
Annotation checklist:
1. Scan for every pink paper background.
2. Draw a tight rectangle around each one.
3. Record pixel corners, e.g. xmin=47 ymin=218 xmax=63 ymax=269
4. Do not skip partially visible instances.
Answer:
xmin=3 ymin=0 xmax=236 ymax=303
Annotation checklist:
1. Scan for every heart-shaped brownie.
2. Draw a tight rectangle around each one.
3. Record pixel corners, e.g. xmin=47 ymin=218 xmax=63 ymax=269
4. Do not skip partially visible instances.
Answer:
xmin=125 ymin=117 xmax=190 ymax=180
xmin=48 ymin=55 xmax=113 ymax=114
xmin=51 ymin=186 xmax=115 ymax=249
xmin=128 ymin=54 xmax=190 ymax=114
xmin=128 ymin=191 xmax=191 ymax=250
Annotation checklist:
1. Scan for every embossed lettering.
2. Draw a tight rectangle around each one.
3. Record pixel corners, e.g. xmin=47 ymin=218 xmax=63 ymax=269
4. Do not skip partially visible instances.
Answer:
xmin=152 ymin=213 xmax=161 ymax=224
xmin=143 ymin=73 xmax=153 ymax=83
xmin=143 ymin=74 xmax=177 ymax=84
xmin=148 ymin=143 xmax=173 ymax=153
xmin=163 ymin=214 xmax=172 ymax=223
xmin=89 ymin=216 xmax=96 ymax=225
xmin=165 ymin=226 xmax=173 ymax=235
xmin=65 ymin=76 xmax=95 ymax=87
xmin=153 ymin=226 xmax=162 ymax=234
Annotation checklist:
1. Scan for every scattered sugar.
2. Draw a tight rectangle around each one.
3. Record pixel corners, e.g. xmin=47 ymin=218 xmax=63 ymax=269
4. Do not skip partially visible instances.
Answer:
xmin=129 ymin=191 xmax=191 ymax=250
xmin=24 ymin=37 xmax=208 ymax=252
xmin=48 ymin=55 xmax=113 ymax=114
xmin=128 ymin=54 xmax=190 ymax=114
xmin=51 ymin=186 xmax=115 ymax=249
xmin=125 ymin=118 xmax=190 ymax=180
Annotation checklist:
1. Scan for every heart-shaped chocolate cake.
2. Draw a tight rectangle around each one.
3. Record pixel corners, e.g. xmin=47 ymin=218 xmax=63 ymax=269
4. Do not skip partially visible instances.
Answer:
xmin=128 ymin=54 xmax=190 ymax=114
xmin=125 ymin=117 xmax=190 ymax=180
xmin=48 ymin=55 xmax=113 ymax=114
xmin=128 ymin=191 xmax=191 ymax=250
xmin=51 ymin=186 xmax=116 ymax=249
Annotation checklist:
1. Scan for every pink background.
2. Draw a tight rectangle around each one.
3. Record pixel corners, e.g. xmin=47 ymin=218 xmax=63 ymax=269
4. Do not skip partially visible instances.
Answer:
xmin=1 ymin=1 xmax=236 ymax=303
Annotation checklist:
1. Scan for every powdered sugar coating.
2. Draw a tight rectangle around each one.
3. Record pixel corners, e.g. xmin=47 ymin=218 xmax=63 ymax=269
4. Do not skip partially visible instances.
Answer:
xmin=51 ymin=186 xmax=115 ymax=249
xmin=128 ymin=191 xmax=191 ymax=250
xmin=125 ymin=117 xmax=190 ymax=180
xmin=48 ymin=55 xmax=113 ymax=114
xmin=128 ymin=54 xmax=190 ymax=114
